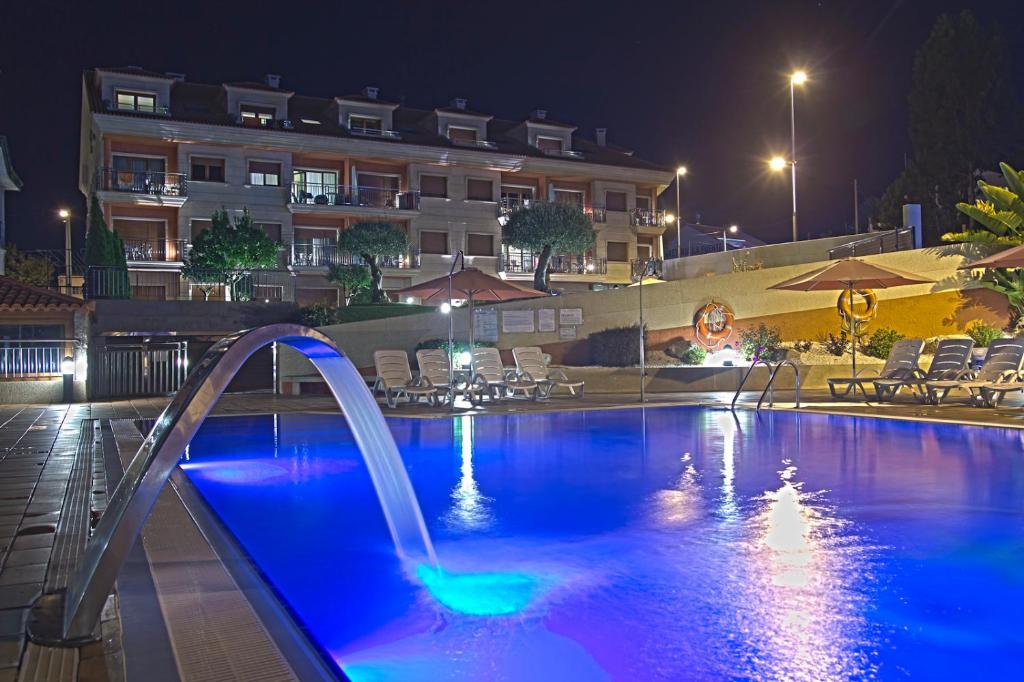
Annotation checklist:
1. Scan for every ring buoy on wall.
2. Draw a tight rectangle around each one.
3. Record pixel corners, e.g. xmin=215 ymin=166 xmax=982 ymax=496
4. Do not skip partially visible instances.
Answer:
xmin=837 ymin=288 xmax=878 ymax=338
xmin=694 ymin=302 xmax=735 ymax=349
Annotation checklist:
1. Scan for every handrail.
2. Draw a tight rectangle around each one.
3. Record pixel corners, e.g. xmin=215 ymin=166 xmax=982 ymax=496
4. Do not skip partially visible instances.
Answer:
xmin=757 ymin=360 xmax=801 ymax=411
xmin=731 ymin=358 xmax=775 ymax=408
xmin=827 ymin=227 xmax=914 ymax=259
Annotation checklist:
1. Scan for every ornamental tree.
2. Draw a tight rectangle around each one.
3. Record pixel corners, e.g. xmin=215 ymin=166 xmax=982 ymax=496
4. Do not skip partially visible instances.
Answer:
xmin=338 ymin=222 xmax=409 ymax=303
xmin=183 ymin=208 xmax=280 ymax=301
xmin=502 ymin=202 xmax=595 ymax=291
xmin=328 ymin=263 xmax=371 ymax=306
xmin=84 ymin=195 xmax=130 ymax=298
xmin=4 ymin=245 xmax=54 ymax=288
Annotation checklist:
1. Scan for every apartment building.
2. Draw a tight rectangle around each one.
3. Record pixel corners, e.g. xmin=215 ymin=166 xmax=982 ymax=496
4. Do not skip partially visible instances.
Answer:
xmin=80 ymin=67 xmax=675 ymax=304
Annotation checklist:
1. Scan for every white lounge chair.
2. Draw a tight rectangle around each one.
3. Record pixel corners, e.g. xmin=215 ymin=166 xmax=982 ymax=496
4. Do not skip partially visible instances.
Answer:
xmin=513 ymin=346 xmax=584 ymax=398
xmin=373 ymin=350 xmax=436 ymax=408
xmin=467 ymin=347 xmax=537 ymax=405
xmin=924 ymin=338 xmax=1024 ymax=406
xmin=872 ymin=338 xmax=974 ymax=402
xmin=827 ymin=338 xmax=924 ymax=399
xmin=415 ymin=348 xmax=463 ymax=406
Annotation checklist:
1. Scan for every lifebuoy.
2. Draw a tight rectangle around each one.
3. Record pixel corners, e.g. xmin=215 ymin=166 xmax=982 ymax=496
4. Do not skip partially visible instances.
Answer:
xmin=837 ymin=288 xmax=878 ymax=336
xmin=694 ymin=302 xmax=735 ymax=349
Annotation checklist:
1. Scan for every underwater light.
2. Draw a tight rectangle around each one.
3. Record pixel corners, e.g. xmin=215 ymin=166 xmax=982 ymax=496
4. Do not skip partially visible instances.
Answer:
xmin=417 ymin=565 xmax=537 ymax=616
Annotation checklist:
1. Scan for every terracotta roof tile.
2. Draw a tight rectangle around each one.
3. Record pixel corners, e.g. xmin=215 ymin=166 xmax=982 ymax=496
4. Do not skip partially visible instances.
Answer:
xmin=0 ymin=276 xmax=85 ymax=311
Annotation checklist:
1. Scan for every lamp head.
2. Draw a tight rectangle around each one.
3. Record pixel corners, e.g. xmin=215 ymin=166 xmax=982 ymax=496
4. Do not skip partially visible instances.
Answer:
xmin=791 ymin=70 xmax=808 ymax=86
xmin=676 ymin=166 xmax=688 ymax=177
xmin=769 ymin=156 xmax=787 ymax=172
xmin=728 ymin=225 xmax=739 ymax=234
xmin=665 ymin=213 xmax=676 ymax=224
xmin=440 ymin=302 xmax=452 ymax=314
xmin=58 ymin=209 xmax=70 ymax=219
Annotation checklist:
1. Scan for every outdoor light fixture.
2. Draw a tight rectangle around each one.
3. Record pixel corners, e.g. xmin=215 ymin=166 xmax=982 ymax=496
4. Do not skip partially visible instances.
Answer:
xmin=769 ymin=156 xmax=787 ymax=172
xmin=58 ymin=208 xmax=70 ymax=219
xmin=440 ymin=302 xmax=452 ymax=314
xmin=676 ymin=166 xmax=687 ymax=177
xmin=790 ymin=70 xmax=808 ymax=85
xmin=61 ymin=356 xmax=75 ymax=375
xmin=61 ymin=355 xmax=74 ymax=403
xmin=458 ymin=351 xmax=472 ymax=368
xmin=728 ymin=224 xmax=739 ymax=234
xmin=665 ymin=214 xmax=676 ymax=224
xmin=405 ymin=296 xmax=415 ymax=304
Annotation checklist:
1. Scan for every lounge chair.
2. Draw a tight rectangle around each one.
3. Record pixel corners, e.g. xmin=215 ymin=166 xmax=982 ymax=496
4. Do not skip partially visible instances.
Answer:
xmin=924 ymin=338 xmax=1024 ymax=406
xmin=827 ymin=338 xmax=924 ymax=399
xmin=415 ymin=348 xmax=463 ymax=406
xmin=466 ymin=347 xmax=537 ymax=405
xmin=513 ymin=346 xmax=585 ymax=398
xmin=872 ymin=338 xmax=974 ymax=402
xmin=372 ymin=350 xmax=437 ymax=408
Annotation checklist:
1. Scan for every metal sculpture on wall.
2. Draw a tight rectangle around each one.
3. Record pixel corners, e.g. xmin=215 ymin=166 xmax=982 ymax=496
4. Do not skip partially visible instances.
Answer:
xmin=693 ymin=301 xmax=736 ymax=350
xmin=837 ymin=288 xmax=878 ymax=339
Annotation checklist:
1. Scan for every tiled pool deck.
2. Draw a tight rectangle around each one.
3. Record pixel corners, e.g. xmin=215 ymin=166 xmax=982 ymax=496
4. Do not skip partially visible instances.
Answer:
xmin=1 ymin=388 xmax=1023 ymax=680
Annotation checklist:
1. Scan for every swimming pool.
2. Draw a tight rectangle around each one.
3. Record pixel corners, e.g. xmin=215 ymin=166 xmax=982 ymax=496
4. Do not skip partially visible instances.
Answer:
xmin=180 ymin=407 xmax=1024 ymax=680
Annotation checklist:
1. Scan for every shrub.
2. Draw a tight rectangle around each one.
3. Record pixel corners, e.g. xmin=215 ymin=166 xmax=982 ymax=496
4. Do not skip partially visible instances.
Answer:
xmin=737 ymin=323 xmax=782 ymax=362
xmin=823 ymin=332 xmax=849 ymax=356
xmin=414 ymin=338 xmax=495 ymax=369
xmin=296 ymin=303 xmax=337 ymax=327
xmin=663 ymin=339 xmax=690 ymax=361
xmin=966 ymin=322 xmax=1003 ymax=348
xmin=680 ymin=345 xmax=707 ymax=365
xmin=793 ymin=340 xmax=813 ymax=353
xmin=589 ymin=325 xmax=641 ymax=367
xmin=862 ymin=327 xmax=905 ymax=359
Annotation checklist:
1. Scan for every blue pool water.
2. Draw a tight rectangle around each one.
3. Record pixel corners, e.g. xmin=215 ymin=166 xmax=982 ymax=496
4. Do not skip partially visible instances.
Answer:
xmin=180 ymin=407 xmax=1024 ymax=680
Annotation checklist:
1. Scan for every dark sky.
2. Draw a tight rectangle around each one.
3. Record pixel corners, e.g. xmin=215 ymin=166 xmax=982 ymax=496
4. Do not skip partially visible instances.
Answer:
xmin=1 ymin=0 xmax=1020 ymax=251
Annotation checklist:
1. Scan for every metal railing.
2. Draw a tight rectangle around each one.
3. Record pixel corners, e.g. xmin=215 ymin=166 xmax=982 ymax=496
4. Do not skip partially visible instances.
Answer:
xmin=123 ymin=238 xmax=189 ymax=262
xmin=288 ymin=184 xmax=419 ymax=210
xmin=0 ymin=340 xmax=75 ymax=379
xmin=497 ymin=199 xmax=605 ymax=223
xmin=349 ymin=127 xmax=402 ymax=139
xmin=94 ymin=342 xmax=189 ymax=398
xmin=585 ymin=204 xmax=607 ymax=223
xmin=85 ymin=266 xmax=290 ymax=301
xmin=631 ymin=258 xmax=664 ymax=279
xmin=501 ymin=251 xmax=605 ymax=275
xmin=630 ymin=208 xmax=667 ymax=227
xmin=730 ymin=358 xmax=801 ymax=410
xmin=828 ymin=227 xmax=915 ymax=259
xmin=289 ymin=243 xmax=421 ymax=269
xmin=106 ymin=100 xmax=170 ymax=115
xmin=99 ymin=168 xmax=188 ymax=196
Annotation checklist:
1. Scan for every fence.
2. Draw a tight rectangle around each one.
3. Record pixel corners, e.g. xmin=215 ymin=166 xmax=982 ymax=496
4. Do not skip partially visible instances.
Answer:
xmin=94 ymin=342 xmax=189 ymax=398
xmin=0 ymin=340 xmax=75 ymax=379
xmin=828 ymin=228 xmax=915 ymax=259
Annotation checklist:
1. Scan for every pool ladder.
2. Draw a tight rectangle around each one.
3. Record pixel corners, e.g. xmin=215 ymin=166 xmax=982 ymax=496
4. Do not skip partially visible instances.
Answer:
xmin=731 ymin=359 xmax=801 ymax=412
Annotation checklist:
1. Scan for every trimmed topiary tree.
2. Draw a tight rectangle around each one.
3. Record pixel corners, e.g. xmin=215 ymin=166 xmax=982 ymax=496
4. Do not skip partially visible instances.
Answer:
xmin=84 ymin=195 xmax=130 ymax=298
xmin=338 ymin=222 xmax=409 ymax=303
xmin=503 ymin=202 xmax=595 ymax=292
xmin=183 ymin=208 xmax=279 ymax=301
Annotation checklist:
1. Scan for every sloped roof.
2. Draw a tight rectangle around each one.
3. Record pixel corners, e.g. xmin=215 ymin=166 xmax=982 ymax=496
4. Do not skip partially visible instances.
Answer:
xmin=0 ymin=276 xmax=84 ymax=311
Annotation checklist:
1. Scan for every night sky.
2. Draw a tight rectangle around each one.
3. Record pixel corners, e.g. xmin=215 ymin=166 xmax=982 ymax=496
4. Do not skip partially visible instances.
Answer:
xmin=1 ymin=0 xmax=1020 ymax=251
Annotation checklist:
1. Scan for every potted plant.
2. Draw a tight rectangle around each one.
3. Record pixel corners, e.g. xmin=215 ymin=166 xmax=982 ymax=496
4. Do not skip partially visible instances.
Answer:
xmin=965 ymin=322 xmax=1004 ymax=364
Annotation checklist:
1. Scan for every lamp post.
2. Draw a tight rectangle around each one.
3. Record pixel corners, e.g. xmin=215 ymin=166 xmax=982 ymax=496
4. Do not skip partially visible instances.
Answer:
xmin=58 ymin=209 xmax=71 ymax=294
xmin=788 ymin=70 xmax=807 ymax=243
xmin=719 ymin=224 xmax=739 ymax=252
xmin=675 ymin=166 xmax=687 ymax=258
xmin=632 ymin=257 xmax=661 ymax=403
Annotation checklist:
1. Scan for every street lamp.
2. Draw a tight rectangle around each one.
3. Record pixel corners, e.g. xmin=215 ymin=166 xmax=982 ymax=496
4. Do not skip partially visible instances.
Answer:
xmin=788 ymin=70 xmax=808 ymax=242
xmin=769 ymin=156 xmax=787 ymax=172
xmin=721 ymin=224 xmax=739 ymax=252
xmin=58 ymin=209 xmax=72 ymax=294
xmin=631 ymin=257 xmax=662 ymax=404
xmin=675 ymin=166 xmax=687 ymax=259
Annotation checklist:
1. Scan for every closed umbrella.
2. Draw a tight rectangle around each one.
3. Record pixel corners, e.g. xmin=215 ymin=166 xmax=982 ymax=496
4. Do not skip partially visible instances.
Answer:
xmin=768 ymin=258 xmax=934 ymax=373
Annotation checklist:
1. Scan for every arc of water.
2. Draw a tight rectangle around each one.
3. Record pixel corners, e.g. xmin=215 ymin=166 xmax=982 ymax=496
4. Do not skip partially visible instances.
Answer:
xmin=29 ymin=324 xmax=436 ymax=644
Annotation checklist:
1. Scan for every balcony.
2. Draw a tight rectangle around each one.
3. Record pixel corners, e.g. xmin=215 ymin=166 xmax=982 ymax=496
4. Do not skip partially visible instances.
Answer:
xmin=288 ymin=184 xmax=420 ymax=215
xmin=501 ymin=251 xmax=606 ymax=276
xmin=123 ymin=238 xmax=189 ymax=263
xmin=289 ymin=242 xmax=421 ymax=270
xmin=106 ymin=100 xmax=170 ymax=116
xmin=451 ymin=138 xmax=498 ymax=150
xmin=97 ymin=168 xmax=189 ymax=207
xmin=349 ymin=127 xmax=402 ymax=140
xmin=631 ymin=258 xmax=664 ymax=279
xmin=630 ymin=208 xmax=667 ymax=228
xmin=497 ymin=199 xmax=605 ymax=223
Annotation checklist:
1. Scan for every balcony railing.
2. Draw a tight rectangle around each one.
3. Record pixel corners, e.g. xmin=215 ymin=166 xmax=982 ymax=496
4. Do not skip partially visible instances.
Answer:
xmin=288 ymin=184 xmax=419 ymax=211
xmin=106 ymin=100 xmax=171 ymax=116
xmin=349 ymin=127 xmax=402 ymax=140
xmin=289 ymin=243 xmax=421 ymax=270
xmin=498 ymin=199 xmax=605 ymax=223
xmin=99 ymin=168 xmax=188 ymax=197
xmin=0 ymin=340 xmax=75 ymax=379
xmin=631 ymin=258 xmax=664 ymax=279
xmin=123 ymin=238 xmax=189 ymax=262
xmin=585 ymin=204 xmax=607 ymax=223
xmin=501 ymin=251 xmax=605 ymax=275
xmin=630 ymin=208 xmax=667 ymax=228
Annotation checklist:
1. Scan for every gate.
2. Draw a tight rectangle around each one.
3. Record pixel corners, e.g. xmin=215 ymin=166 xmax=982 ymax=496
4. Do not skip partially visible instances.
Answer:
xmin=95 ymin=342 xmax=189 ymax=397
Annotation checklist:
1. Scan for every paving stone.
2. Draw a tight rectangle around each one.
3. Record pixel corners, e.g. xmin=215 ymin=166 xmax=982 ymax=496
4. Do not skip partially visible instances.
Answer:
xmin=11 ymin=536 xmax=53 ymax=552
xmin=3 ymin=549 xmax=50 ymax=568
xmin=0 ymin=565 xmax=45 ymax=587
xmin=0 ymin=586 xmax=38 ymax=610
xmin=0 ymin=639 xmax=22 ymax=668
xmin=0 ymin=611 xmax=25 ymax=638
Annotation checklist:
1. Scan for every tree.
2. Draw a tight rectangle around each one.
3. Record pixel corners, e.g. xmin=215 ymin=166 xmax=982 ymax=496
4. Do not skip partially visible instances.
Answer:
xmin=948 ymin=162 xmax=1024 ymax=322
xmin=502 ymin=202 xmax=595 ymax=292
xmin=184 ymin=208 xmax=279 ymax=301
xmin=880 ymin=11 xmax=1019 ymax=244
xmin=84 ymin=195 xmax=130 ymax=298
xmin=4 ymin=245 xmax=54 ymax=287
xmin=337 ymin=222 xmax=409 ymax=303
xmin=328 ymin=263 xmax=371 ymax=306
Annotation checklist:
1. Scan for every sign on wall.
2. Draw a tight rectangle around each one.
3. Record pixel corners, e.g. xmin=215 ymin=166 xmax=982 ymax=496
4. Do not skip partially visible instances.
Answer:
xmin=473 ymin=307 xmax=498 ymax=343
xmin=502 ymin=310 xmax=535 ymax=333
xmin=538 ymin=308 xmax=556 ymax=332
xmin=559 ymin=326 xmax=578 ymax=340
xmin=559 ymin=308 xmax=584 ymax=326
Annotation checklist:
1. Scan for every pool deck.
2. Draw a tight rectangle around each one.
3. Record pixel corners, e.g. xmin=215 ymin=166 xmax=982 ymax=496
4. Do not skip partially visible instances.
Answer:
xmin=1 ymin=388 xmax=1023 ymax=680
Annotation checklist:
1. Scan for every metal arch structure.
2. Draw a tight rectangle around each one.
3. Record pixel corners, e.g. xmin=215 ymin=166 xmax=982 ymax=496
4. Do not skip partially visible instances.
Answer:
xmin=28 ymin=324 xmax=428 ymax=644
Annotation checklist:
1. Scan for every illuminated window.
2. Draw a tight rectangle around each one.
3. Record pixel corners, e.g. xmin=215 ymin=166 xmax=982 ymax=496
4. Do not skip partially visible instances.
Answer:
xmin=241 ymin=104 xmax=275 ymax=128
xmin=248 ymin=160 xmax=281 ymax=186
xmin=349 ymin=115 xmax=383 ymax=135
xmin=115 ymin=91 xmax=157 ymax=112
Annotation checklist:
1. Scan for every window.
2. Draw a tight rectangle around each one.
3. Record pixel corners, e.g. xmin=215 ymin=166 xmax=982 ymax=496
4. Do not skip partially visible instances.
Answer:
xmin=349 ymin=115 xmax=383 ymax=135
xmin=241 ymin=104 xmax=275 ymax=128
xmin=448 ymin=126 xmax=478 ymax=144
xmin=466 ymin=178 xmax=493 ymax=202
xmin=606 ymin=191 xmax=627 ymax=212
xmin=536 ymin=136 xmax=563 ymax=153
xmin=554 ymin=189 xmax=583 ymax=206
xmin=293 ymin=169 xmax=339 ymax=203
xmin=0 ymin=324 xmax=65 ymax=342
xmin=356 ymin=172 xmax=400 ymax=207
xmin=115 ymin=90 xmax=157 ymax=112
xmin=420 ymin=230 xmax=448 ymax=255
xmin=111 ymin=155 xmax=166 ymax=192
xmin=248 ymin=161 xmax=281 ymax=186
xmin=635 ymin=194 xmax=651 ymax=211
xmin=191 ymin=157 xmax=225 ymax=183
xmin=466 ymin=233 xmax=494 ymax=257
xmin=501 ymin=187 xmax=533 ymax=211
xmin=607 ymin=241 xmax=629 ymax=262
xmin=190 ymin=219 xmax=212 ymax=240
xmin=420 ymin=174 xmax=448 ymax=198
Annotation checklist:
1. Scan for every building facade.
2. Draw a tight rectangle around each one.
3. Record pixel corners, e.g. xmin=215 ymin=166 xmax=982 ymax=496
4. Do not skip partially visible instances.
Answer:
xmin=80 ymin=67 xmax=674 ymax=304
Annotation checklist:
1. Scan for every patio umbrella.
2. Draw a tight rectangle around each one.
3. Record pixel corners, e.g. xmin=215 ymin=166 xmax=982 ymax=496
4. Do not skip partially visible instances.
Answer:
xmin=768 ymin=258 xmax=934 ymax=373
xmin=958 ymin=244 xmax=1024 ymax=270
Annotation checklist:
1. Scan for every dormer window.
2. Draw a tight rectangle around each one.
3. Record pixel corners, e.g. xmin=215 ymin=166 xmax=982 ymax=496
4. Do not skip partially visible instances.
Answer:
xmin=241 ymin=104 xmax=275 ymax=128
xmin=537 ymin=136 xmax=564 ymax=154
xmin=115 ymin=90 xmax=157 ymax=113
xmin=349 ymin=115 xmax=383 ymax=135
xmin=448 ymin=126 xmax=478 ymax=144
